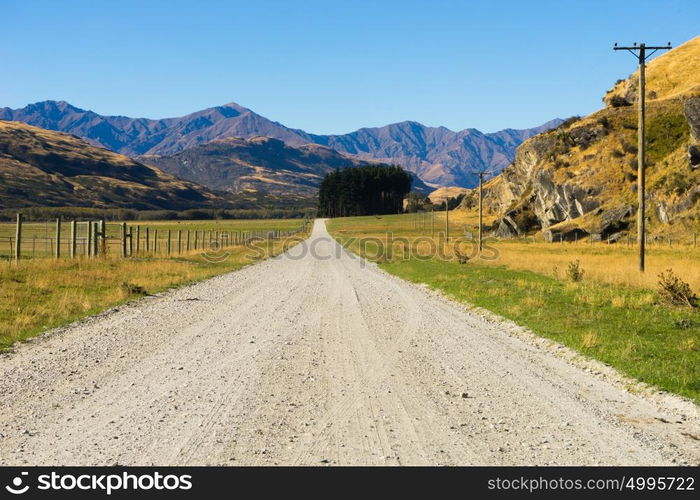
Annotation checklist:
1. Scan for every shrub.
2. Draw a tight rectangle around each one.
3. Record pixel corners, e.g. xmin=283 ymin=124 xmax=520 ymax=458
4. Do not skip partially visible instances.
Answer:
xmin=566 ymin=260 xmax=585 ymax=282
xmin=609 ymin=95 xmax=631 ymax=108
xmin=611 ymin=149 xmax=624 ymax=158
xmin=559 ymin=116 xmax=582 ymax=129
xmin=121 ymin=282 xmax=148 ymax=296
xmin=657 ymin=269 xmax=698 ymax=308
xmin=622 ymin=142 xmax=638 ymax=155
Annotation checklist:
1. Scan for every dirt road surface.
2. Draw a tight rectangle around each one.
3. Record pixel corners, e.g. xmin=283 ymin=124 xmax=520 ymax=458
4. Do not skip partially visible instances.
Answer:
xmin=0 ymin=220 xmax=698 ymax=465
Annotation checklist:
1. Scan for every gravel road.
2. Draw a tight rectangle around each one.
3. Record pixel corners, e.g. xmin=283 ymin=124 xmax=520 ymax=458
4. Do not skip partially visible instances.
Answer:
xmin=0 ymin=220 xmax=698 ymax=466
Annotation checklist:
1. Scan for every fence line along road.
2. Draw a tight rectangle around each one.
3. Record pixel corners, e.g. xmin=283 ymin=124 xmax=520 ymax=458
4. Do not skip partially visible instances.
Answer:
xmin=1 ymin=215 xmax=310 ymax=262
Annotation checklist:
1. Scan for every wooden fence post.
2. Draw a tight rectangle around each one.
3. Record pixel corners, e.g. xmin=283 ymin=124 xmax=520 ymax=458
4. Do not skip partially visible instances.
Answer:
xmin=93 ymin=222 xmax=100 ymax=256
xmin=87 ymin=221 xmax=93 ymax=257
xmin=70 ymin=220 xmax=76 ymax=259
xmin=55 ymin=218 xmax=61 ymax=259
xmin=154 ymin=229 xmax=158 ymax=254
xmin=145 ymin=227 xmax=150 ymax=253
xmin=186 ymin=230 xmax=191 ymax=252
xmin=120 ymin=222 xmax=127 ymax=257
xmin=14 ymin=213 xmax=22 ymax=262
xmin=135 ymin=225 xmax=141 ymax=255
xmin=100 ymin=219 xmax=106 ymax=255
xmin=167 ymin=230 xmax=172 ymax=256
xmin=178 ymin=230 xmax=182 ymax=254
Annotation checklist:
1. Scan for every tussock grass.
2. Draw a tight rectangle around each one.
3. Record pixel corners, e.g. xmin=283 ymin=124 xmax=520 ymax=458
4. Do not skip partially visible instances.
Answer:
xmin=481 ymin=240 xmax=700 ymax=292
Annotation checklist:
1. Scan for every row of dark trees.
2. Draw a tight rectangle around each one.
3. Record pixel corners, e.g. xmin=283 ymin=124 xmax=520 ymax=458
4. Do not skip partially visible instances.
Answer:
xmin=317 ymin=165 xmax=413 ymax=217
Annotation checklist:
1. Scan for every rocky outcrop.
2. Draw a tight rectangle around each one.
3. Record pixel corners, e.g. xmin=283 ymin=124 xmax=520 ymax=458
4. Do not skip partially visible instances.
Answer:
xmin=686 ymin=96 xmax=700 ymax=141
xmin=464 ymin=37 xmax=700 ymax=241
xmin=686 ymin=97 xmax=700 ymax=169
xmin=477 ymin=121 xmax=606 ymax=238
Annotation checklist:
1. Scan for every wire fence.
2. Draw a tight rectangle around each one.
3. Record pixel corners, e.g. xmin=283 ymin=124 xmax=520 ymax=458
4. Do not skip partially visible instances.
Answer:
xmin=405 ymin=211 xmax=700 ymax=248
xmin=1 ymin=216 xmax=310 ymax=261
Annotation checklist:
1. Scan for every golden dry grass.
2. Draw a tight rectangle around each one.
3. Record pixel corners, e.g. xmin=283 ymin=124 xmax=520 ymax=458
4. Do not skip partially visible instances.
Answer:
xmin=609 ymin=35 xmax=700 ymax=101
xmin=480 ymin=240 xmax=700 ymax=292
xmin=330 ymin=212 xmax=700 ymax=292
xmin=427 ymin=186 xmax=469 ymax=204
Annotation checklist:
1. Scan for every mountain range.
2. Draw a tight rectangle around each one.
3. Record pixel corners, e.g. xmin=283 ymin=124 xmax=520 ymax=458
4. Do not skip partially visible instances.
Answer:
xmin=0 ymin=101 xmax=561 ymax=188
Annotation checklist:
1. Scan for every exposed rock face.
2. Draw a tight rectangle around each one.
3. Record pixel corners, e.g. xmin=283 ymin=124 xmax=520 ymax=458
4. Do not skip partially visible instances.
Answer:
xmin=481 ymin=122 xmax=604 ymax=238
xmin=689 ymin=145 xmax=700 ymax=168
xmin=686 ymin=96 xmax=700 ymax=142
xmin=686 ymin=97 xmax=700 ymax=168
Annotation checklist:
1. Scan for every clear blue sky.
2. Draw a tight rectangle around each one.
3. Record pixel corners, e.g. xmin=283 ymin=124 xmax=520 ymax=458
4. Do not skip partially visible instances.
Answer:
xmin=2 ymin=0 xmax=698 ymax=134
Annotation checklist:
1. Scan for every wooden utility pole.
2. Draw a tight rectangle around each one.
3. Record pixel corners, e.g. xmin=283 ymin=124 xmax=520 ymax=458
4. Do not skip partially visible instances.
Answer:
xmin=469 ymin=168 xmax=494 ymax=253
xmin=478 ymin=172 xmax=484 ymax=252
xmin=614 ymin=42 xmax=671 ymax=272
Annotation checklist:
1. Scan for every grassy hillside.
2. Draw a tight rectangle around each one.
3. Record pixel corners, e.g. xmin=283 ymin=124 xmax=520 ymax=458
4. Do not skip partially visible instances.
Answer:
xmin=466 ymin=36 xmax=700 ymax=241
xmin=0 ymin=120 xmax=226 ymax=210
xmin=138 ymin=136 xmax=369 ymax=196
xmin=605 ymin=37 xmax=700 ymax=103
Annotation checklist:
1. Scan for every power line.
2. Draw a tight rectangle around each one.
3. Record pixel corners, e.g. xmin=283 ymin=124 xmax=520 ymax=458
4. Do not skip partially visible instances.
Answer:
xmin=613 ymin=42 xmax=672 ymax=272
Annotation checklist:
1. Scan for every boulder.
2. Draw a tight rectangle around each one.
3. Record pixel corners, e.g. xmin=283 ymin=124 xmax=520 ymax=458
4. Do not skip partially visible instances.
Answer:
xmin=684 ymin=96 xmax=700 ymax=143
xmin=569 ymin=124 xmax=608 ymax=150
xmin=596 ymin=205 xmax=633 ymax=237
xmin=689 ymin=144 xmax=700 ymax=169
xmin=543 ymin=227 xmax=589 ymax=243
